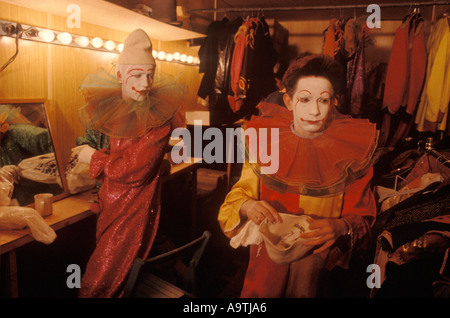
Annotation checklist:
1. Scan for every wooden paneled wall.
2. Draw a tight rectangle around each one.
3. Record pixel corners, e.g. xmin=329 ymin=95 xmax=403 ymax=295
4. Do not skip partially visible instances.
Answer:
xmin=0 ymin=1 xmax=202 ymax=182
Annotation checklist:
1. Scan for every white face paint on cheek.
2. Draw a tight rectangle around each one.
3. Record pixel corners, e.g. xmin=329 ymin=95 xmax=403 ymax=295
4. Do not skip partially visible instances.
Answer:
xmin=290 ymin=77 xmax=333 ymax=137
xmin=119 ymin=64 xmax=155 ymax=101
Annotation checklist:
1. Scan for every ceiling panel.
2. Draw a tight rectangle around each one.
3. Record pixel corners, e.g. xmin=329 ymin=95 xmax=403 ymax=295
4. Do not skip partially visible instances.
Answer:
xmin=180 ymin=0 xmax=448 ymax=33
xmin=105 ymin=1 xmax=449 ymax=35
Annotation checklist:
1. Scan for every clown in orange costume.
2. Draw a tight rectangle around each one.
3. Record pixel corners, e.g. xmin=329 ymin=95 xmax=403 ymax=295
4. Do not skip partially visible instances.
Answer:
xmin=218 ymin=54 xmax=378 ymax=298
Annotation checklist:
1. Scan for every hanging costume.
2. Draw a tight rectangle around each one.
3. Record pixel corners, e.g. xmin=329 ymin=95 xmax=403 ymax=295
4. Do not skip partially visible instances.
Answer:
xmin=415 ymin=16 xmax=450 ymax=133
xmin=228 ymin=16 xmax=278 ymax=119
xmin=77 ymin=29 xmax=185 ymax=297
xmin=218 ymin=102 xmax=378 ymax=297
xmin=381 ymin=14 xmax=427 ymax=146
xmin=197 ymin=17 xmax=242 ymax=126
xmin=198 ymin=15 xmax=279 ymax=124
xmin=322 ymin=17 xmax=370 ymax=118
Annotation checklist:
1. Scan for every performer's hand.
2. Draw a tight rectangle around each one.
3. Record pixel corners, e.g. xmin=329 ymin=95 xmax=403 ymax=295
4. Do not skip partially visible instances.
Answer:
xmin=78 ymin=145 xmax=96 ymax=164
xmin=301 ymin=218 xmax=349 ymax=254
xmin=239 ymin=199 xmax=282 ymax=225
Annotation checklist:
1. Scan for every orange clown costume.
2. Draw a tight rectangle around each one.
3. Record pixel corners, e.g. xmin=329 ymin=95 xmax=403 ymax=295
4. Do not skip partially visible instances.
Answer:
xmin=218 ymin=102 xmax=378 ymax=297
xmin=77 ymin=29 xmax=184 ymax=297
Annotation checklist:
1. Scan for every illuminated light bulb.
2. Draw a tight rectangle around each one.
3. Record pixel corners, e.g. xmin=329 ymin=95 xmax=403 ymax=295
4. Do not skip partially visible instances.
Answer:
xmin=57 ymin=32 xmax=72 ymax=45
xmin=91 ymin=37 xmax=103 ymax=48
xmin=165 ymin=53 xmax=173 ymax=62
xmin=187 ymin=55 xmax=194 ymax=64
xmin=157 ymin=51 xmax=166 ymax=60
xmin=173 ymin=52 xmax=180 ymax=61
xmin=117 ymin=43 xmax=124 ymax=52
xmin=38 ymin=29 xmax=55 ymax=42
xmin=180 ymin=54 xmax=187 ymax=63
xmin=152 ymin=50 xmax=158 ymax=58
xmin=75 ymin=36 xmax=89 ymax=47
xmin=193 ymin=57 xmax=200 ymax=65
xmin=104 ymin=40 xmax=115 ymax=51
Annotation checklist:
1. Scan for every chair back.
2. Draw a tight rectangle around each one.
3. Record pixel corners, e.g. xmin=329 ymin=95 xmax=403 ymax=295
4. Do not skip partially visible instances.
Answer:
xmin=123 ymin=230 xmax=211 ymax=298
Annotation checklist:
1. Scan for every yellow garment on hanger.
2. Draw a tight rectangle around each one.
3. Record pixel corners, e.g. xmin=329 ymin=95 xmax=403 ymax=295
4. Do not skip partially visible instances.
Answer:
xmin=415 ymin=18 xmax=450 ymax=132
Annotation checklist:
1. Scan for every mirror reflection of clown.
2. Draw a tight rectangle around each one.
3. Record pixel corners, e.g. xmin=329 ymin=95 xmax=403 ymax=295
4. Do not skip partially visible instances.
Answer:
xmin=77 ymin=29 xmax=185 ymax=298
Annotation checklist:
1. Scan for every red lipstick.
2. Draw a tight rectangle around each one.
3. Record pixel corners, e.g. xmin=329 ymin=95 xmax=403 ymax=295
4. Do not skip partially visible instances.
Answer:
xmin=300 ymin=118 xmax=323 ymax=124
xmin=132 ymin=87 xmax=148 ymax=95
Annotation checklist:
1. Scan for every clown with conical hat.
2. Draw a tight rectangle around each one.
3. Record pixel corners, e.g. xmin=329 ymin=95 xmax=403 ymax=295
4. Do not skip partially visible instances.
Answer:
xmin=78 ymin=29 xmax=185 ymax=298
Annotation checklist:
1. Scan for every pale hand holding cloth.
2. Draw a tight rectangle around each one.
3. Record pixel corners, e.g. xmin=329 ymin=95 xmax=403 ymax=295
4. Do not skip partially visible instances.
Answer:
xmin=66 ymin=146 xmax=97 ymax=194
xmin=78 ymin=144 xmax=96 ymax=164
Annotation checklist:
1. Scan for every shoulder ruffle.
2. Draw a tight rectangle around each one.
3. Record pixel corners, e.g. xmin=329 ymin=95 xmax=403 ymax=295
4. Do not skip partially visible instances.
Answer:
xmin=244 ymin=102 xmax=378 ymax=196
xmin=78 ymin=69 xmax=186 ymax=139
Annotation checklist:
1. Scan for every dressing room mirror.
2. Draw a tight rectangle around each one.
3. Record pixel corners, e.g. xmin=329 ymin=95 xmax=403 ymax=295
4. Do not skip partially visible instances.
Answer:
xmin=0 ymin=99 xmax=67 ymax=206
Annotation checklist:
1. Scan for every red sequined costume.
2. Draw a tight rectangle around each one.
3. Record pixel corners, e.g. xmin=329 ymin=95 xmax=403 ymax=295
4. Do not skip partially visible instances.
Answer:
xmin=78 ymin=125 xmax=170 ymax=297
xmin=77 ymin=70 xmax=184 ymax=297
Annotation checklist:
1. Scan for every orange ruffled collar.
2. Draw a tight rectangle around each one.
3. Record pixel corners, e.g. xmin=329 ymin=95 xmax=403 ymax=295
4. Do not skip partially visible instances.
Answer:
xmin=244 ymin=102 xmax=378 ymax=196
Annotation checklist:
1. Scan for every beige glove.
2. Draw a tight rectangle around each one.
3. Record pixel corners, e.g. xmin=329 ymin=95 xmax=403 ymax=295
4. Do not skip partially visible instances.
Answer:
xmin=0 ymin=206 xmax=56 ymax=244
xmin=0 ymin=165 xmax=18 ymax=206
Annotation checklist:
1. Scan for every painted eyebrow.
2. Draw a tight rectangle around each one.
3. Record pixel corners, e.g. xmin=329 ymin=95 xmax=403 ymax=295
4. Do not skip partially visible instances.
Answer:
xmin=298 ymin=90 xmax=312 ymax=95
xmin=126 ymin=68 xmax=145 ymax=74
xmin=320 ymin=91 xmax=331 ymax=95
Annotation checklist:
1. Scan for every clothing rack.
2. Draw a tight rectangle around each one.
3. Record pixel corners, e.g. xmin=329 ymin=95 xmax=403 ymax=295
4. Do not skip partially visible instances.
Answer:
xmin=189 ymin=1 xmax=450 ymax=14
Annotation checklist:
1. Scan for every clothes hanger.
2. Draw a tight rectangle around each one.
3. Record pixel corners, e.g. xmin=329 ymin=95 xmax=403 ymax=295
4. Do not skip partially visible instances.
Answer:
xmin=402 ymin=5 xmax=412 ymax=22
xmin=339 ymin=8 xmax=344 ymax=23
xmin=414 ymin=11 xmax=424 ymax=31
xmin=443 ymin=10 xmax=450 ymax=29
xmin=402 ymin=4 xmax=419 ymax=23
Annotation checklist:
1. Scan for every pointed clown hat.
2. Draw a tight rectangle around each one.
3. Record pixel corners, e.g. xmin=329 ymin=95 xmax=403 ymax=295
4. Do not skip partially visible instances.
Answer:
xmin=118 ymin=29 xmax=156 ymax=65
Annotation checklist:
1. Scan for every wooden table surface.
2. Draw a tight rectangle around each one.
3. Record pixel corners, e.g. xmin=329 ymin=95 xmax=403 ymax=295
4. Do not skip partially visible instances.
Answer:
xmin=0 ymin=158 xmax=203 ymax=297
xmin=0 ymin=190 xmax=95 ymax=255
xmin=0 ymin=157 xmax=203 ymax=255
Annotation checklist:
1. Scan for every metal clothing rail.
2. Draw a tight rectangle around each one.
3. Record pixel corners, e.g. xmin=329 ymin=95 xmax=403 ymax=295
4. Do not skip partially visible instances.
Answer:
xmin=189 ymin=1 xmax=450 ymax=14
xmin=423 ymin=138 xmax=450 ymax=168
xmin=427 ymin=148 xmax=450 ymax=168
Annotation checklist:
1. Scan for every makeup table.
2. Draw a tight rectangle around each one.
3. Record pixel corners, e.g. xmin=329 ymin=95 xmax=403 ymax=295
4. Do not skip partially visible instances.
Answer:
xmin=0 ymin=157 xmax=202 ymax=297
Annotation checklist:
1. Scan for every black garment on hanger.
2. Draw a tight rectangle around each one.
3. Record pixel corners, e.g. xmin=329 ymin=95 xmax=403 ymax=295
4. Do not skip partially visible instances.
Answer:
xmin=231 ymin=16 xmax=279 ymax=120
xmin=198 ymin=18 xmax=243 ymax=126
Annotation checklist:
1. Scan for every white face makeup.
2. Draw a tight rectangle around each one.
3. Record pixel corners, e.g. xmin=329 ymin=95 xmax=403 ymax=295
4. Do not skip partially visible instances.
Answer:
xmin=284 ymin=76 xmax=333 ymax=138
xmin=117 ymin=64 xmax=155 ymax=101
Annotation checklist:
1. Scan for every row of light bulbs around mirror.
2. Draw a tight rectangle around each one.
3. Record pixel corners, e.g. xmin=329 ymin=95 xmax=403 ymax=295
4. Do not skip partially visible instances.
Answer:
xmin=0 ymin=20 xmax=200 ymax=65
xmin=38 ymin=29 xmax=201 ymax=65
